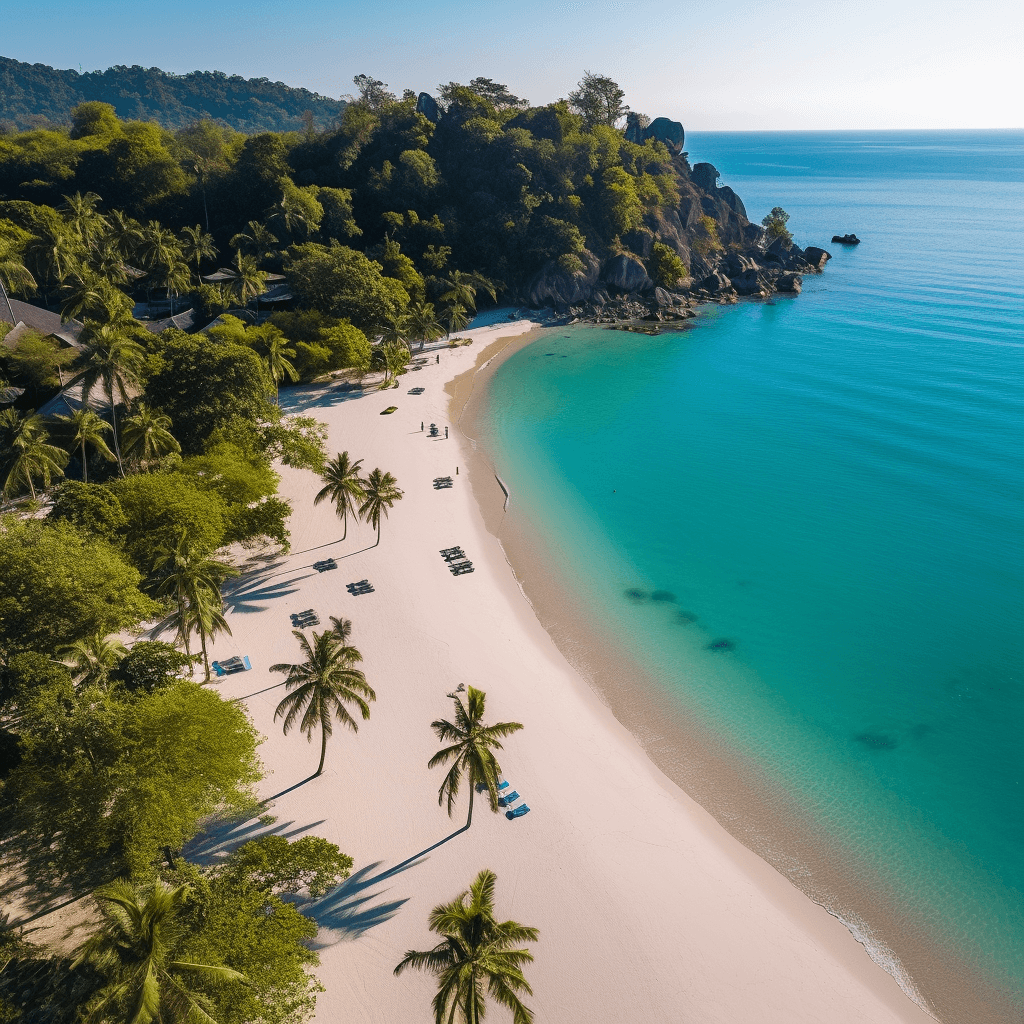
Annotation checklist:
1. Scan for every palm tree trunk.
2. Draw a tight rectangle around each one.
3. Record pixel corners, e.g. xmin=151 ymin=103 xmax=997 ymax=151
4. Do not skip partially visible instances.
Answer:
xmin=466 ymin=782 xmax=475 ymax=829
xmin=202 ymin=185 xmax=210 ymax=233
xmin=375 ymin=516 xmax=381 ymax=547
xmin=110 ymin=381 xmax=125 ymax=477
xmin=81 ymin=439 xmax=88 ymax=484
xmin=341 ymin=505 xmax=348 ymax=542
xmin=316 ymin=726 xmax=328 ymax=776
xmin=200 ymin=625 xmax=210 ymax=681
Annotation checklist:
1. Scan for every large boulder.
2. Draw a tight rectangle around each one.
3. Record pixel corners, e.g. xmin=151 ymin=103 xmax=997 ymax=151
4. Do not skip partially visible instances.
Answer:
xmin=644 ymin=117 xmax=685 ymax=154
xmin=803 ymin=246 xmax=832 ymax=270
xmin=775 ymin=272 xmax=802 ymax=293
xmin=525 ymin=251 xmax=601 ymax=306
xmin=416 ymin=92 xmax=441 ymax=123
xmin=691 ymin=163 xmax=721 ymax=195
xmin=730 ymin=269 xmax=768 ymax=296
xmin=696 ymin=271 xmax=734 ymax=295
xmin=653 ymin=286 xmax=675 ymax=307
xmin=602 ymin=254 xmax=654 ymax=293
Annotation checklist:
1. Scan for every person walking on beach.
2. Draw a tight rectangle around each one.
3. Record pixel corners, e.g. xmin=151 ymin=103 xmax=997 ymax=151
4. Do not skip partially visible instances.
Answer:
xmin=436 ymin=354 xmax=439 ymax=364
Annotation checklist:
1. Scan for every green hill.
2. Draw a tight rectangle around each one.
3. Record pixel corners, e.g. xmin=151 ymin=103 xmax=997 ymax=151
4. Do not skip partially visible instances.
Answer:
xmin=0 ymin=56 xmax=346 ymax=133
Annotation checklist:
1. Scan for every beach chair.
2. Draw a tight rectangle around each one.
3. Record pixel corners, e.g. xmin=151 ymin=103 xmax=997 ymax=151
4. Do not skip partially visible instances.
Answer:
xmin=506 ymin=804 xmax=530 ymax=820
xmin=440 ymin=547 xmax=466 ymax=561
xmin=499 ymin=791 xmax=520 ymax=807
xmin=212 ymin=661 xmax=225 ymax=677
xmin=450 ymin=562 xmax=474 ymax=575
xmin=497 ymin=779 xmax=509 ymax=791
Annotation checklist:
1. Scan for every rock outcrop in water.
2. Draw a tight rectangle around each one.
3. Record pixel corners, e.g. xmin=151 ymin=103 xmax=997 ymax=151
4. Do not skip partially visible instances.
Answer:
xmin=520 ymin=120 xmax=835 ymax=325
xmin=832 ymin=233 xmax=861 ymax=245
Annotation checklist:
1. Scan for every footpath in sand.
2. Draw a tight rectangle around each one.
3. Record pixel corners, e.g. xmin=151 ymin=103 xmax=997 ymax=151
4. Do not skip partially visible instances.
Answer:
xmin=203 ymin=317 xmax=934 ymax=1024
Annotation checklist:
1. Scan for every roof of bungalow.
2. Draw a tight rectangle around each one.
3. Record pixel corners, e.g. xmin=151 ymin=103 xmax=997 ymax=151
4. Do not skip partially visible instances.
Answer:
xmin=0 ymin=384 xmax=26 ymax=405
xmin=36 ymin=377 xmax=142 ymax=420
xmin=141 ymin=309 xmax=198 ymax=334
xmin=0 ymin=298 xmax=84 ymax=348
xmin=201 ymin=268 xmax=287 ymax=284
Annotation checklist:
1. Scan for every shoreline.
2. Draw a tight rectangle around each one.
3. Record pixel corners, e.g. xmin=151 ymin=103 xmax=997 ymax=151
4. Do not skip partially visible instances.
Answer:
xmin=449 ymin=323 xmax=1017 ymax=1024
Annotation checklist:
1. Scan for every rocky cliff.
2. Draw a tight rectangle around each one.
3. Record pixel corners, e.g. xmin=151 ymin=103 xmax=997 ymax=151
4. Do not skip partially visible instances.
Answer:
xmin=521 ymin=119 xmax=832 ymax=320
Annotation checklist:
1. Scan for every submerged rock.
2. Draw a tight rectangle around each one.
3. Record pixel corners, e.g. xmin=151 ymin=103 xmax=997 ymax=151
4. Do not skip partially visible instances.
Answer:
xmin=707 ymin=638 xmax=736 ymax=652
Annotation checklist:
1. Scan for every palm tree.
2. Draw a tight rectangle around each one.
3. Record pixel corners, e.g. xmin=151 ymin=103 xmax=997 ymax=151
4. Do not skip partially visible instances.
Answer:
xmin=428 ymin=687 xmax=523 ymax=829
xmin=438 ymin=270 xmax=499 ymax=314
xmin=52 ymin=407 xmax=116 ymax=483
xmin=0 ymin=409 xmax=69 ymax=501
xmin=263 ymin=331 xmax=298 ymax=404
xmin=60 ymin=274 xmax=133 ymax=324
xmin=380 ymin=312 xmax=411 ymax=349
xmin=72 ymin=878 xmax=246 ymax=1024
xmin=155 ymin=255 xmax=192 ymax=316
xmin=27 ymin=227 xmax=84 ymax=303
xmin=313 ymin=451 xmax=367 ymax=543
xmin=407 ymin=300 xmax=445 ymax=351
xmin=61 ymin=632 xmax=127 ymax=688
xmin=179 ymin=224 xmax=218 ymax=285
xmin=151 ymin=536 xmax=237 ymax=679
xmin=105 ymin=210 xmax=144 ymax=263
xmin=229 ymin=220 xmax=278 ymax=262
xmin=121 ymin=403 xmax=181 ymax=471
xmin=0 ymin=239 xmax=36 ymax=321
xmin=59 ymin=192 xmax=109 ymax=248
xmin=271 ymin=629 xmax=376 ymax=777
xmin=66 ymin=323 xmax=146 ymax=475
xmin=358 ymin=467 xmax=403 ymax=547
xmin=230 ymin=252 xmax=268 ymax=313
xmin=444 ymin=301 xmax=471 ymax=339
xmin=394 ymin=869 xmax=538 ymax=1024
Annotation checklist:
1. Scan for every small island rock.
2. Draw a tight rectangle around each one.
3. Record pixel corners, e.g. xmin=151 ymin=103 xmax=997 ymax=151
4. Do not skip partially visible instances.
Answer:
xmin=831 ymin=233 xmax=861 ymax=245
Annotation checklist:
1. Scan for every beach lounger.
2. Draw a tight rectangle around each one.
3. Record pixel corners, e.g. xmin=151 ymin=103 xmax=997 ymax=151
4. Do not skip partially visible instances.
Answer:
xmin=212 ymin=661 xmax=225 ymax=677
xmin=497 ymin=779 xmax=509 ymax=790
xmin=450 ymin=562 xmax=474 ymax=575
xmin=506 ymin=804 xmax=530 ymax=820
xmin=216 ymin=656 xmax=252 ymax=675
xmin=499 ymin=791 xmax=520 ymax=807
xmin=313 ymin=558 xmax=337 ymax=573
xmin=440 ymin=547 xmax=466 ymax=561
xmin=408 ymin=387 xmax=425 ymax=394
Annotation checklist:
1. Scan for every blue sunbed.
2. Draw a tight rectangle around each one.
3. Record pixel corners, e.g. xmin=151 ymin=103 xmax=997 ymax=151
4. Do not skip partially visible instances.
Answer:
xmin=506 ymin=803 xmax=530 ymax=820
xmin=499 ymin=791 xmax=519 ymax=807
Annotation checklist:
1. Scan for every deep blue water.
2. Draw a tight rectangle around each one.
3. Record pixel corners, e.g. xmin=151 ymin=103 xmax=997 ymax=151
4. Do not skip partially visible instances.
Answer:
xmin=480 ymin=131 xmax=1024 ymax=1010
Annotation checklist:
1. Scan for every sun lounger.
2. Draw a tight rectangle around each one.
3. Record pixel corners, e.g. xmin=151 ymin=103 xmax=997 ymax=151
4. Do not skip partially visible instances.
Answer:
xmin=497 ymin=779 xmax=509 ymax=790
xmin=499 ymin=791 xmax=520 ymax=807
xmin=506 ymin=803 xmax=530 ymax=820
xmin=450 ymin=562 xmax=474 ymax=575
xmin=440 ymin=547 xmax=466 ymax=561
xmin=313 ymin=558 xmax=337 ymax=573
xmin=408 ymin=387 xmax=425 ymax=394
xmin=214 ymin=655 xmax=252 ymax=675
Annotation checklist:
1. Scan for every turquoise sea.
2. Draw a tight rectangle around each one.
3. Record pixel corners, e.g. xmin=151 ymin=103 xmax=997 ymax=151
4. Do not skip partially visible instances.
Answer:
xmin=478 ymin=131 xmax=1024 ymax=1020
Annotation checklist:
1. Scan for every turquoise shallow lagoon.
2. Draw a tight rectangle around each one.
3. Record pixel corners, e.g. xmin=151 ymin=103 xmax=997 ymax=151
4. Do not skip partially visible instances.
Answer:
xmin=479 ymin=131 xmax=1023 ymax=1016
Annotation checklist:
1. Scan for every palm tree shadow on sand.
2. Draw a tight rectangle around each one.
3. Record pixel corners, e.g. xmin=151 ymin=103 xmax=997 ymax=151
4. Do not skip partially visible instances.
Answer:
xmin=298 ymin=824 xmax=468 ymax=945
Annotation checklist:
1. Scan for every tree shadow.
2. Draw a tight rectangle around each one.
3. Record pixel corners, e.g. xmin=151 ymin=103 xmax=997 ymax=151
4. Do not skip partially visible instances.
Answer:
xmin=298 ymin=824 xmax=469 ymax=946
xmin=222 ymin=572 xmax=313 ymax=614
xmin=184 ymin=812 xmax=327 ymax=867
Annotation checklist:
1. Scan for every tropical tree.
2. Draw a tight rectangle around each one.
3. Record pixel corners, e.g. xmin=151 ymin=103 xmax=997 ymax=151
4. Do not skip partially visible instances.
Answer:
xmin=179 ymin=224 xmax=218 ymax=284
xmin=0 ymin=409 xmax=69 ymax=500
xmin=357 ymin=467 xmax=403 ymax=546
xmin=407 ymin=300 xmax=445 ymax=351
xmin=61 ymin=632 xmax=127 ymax=688
xmin=271 ymin=629 xmax=376 ymax=777
xmin=230 ymin=252 xmax=268 ymax=311
xmin=52 ymin=406 xmax=116 ymax=483
xmin=438 ymin=270 xmax=498 ymax=314
xmin=122 ymin=402 xmax=181 ymax=471
xmin=379 ymin=312 xmax=411 ymax=349
xmin=0 ymin=238 xmax=36 ymax=319
xmin=394 ymin=868 xmax=538 ymax=1024
xmin=263 ymin=330 xmax=298 ymax=404
xmin=313 ymin=451 xmax=366 ymax=542
xmin=443 ymin=301 xmax=471 ymax=339
xmin=229 ymin=220 xmax=278 ymax=262
xmin=155 ymin=254 xmax=192 ymax=315
xmin=151 ymin=535 xmax=238 ymax=679
xmin=72 ymin=878 xmax=247 ymax=1024
xmin=428 ymin=687 xmax=523 ymax=829
xmin=105 ymin=209 xmax=144 ymax=262
xmin=66 ymin=324 xmax=146 ymax=475
xmin=27 ymin=227 xmax=83 ymax=303
xmin=371 ymin=341 xmax=410 ymax=387
xmin=59 ymin=192 xmax=109 ymax=247
xmin=60 ymin=274 xmax=133 ymax=324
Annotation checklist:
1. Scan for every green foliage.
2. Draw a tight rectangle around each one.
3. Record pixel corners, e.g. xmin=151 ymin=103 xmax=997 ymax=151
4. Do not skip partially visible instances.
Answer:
xmin=692 ymin=214 xmax=724 ymax=256
xmin=0 ymin=650 xmax=73 ymax=718
xmin=107 ymin=472 xmax=228 ymax=569
xmin=110 ymin=640 xmax=195 ymax=694
xmin=284 ymin=242 xmax=410 ymax=332
xmin=568 ymin=71 xmax=629 ymax=128
xmin=762 ymin=205 xmax=793 ymax=246
xmin=49 ymin=479 xmax=128 ymax=540
xmin=0 ymin=516 xmax=158 ymax=655
xmin=4 ymin=679 xmax=261 ymax=879
xmin=648 ymin=241 xmax=687 ymax=289
xmin=144 ymin=332 xmax=275 ymax=454
xmin=2 ymin=329 xmax=75 ymax=392
xmin=219 ymin=834 xmax=353 ymax=897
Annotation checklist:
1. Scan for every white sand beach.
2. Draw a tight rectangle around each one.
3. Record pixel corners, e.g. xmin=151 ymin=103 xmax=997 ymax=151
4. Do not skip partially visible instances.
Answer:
xmin=201 ymin=317 xmax=936 ymax=1024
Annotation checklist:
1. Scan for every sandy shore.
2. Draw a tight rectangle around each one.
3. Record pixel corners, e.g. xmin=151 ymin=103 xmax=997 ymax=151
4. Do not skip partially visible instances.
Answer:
xmin=200 ymin=318 xmax=936 ymax=1024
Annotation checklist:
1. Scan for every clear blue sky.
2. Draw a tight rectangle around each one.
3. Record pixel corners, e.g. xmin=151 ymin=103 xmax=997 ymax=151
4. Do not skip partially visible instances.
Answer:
xmin=5 ymin=0 xmax=1021 ymax=129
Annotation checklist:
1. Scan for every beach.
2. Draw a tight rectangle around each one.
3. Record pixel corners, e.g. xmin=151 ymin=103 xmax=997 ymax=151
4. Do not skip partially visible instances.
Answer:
xmin=195 ymin=316 xmax=938 ymax=1024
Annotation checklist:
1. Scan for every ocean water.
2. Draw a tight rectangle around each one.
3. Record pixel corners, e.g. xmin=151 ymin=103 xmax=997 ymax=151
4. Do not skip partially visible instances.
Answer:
xmin=479 ymin=131 xmax=1024 ymax=1017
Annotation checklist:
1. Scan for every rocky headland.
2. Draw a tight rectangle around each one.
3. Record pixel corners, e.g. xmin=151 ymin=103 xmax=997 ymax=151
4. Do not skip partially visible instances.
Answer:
xmin=505 ymin=115 xmax=834 ymax=328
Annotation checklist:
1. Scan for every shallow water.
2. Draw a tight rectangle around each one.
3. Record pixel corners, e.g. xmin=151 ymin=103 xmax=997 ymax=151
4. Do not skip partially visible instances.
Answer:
xmin=481 ymin=131 xmax=1024 ymax=1013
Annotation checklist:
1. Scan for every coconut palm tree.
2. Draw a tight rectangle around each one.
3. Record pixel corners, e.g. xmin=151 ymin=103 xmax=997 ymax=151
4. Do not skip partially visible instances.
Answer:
xmin=438 ymin=270 xmax=499 ymax=314
xmin=407 ymin=300 xmax=445 ymax=351
xmin=52 ymin=407 xmax=116 ymax=483
xmin=179 ymin=224 xmax=218 ymax=285
xmin=154 ymin=255 xmax=192 ymax=316
xmin=72 ymin=878 xmax=246 ymax=1024
xmin=261 ymin=330 xmax=298 ymax=404
xmin=428 ymin=687 xmax=523 ymax=829
xmin=27 ymin=227 xmax=83 ymax=304
xmin=229 ymin=220 xmax=278 ymax=262
xmin=121 ymin=403 xmax=180 ymax=471
xmin=0 ymin=409 xmax=69 ymax=501
xmin=394 ymin=869 xmax=538 ymax=1024
xmin=60 ymin=274 xmax=133 ymax=324
xmin=230 ymin=252 xmax=268 ymax=313
xmin=61 ymin=632 xmax=127 ymax=688
xmin=380 ymin=312 xmax=411 ymax=349
xmin=105 ymin=210 xmax=144 ymax=263
xmin=151 ymin=536 xmax=237 ymax=679
xmin=443 ymin=301 xmax=471 ymax=339
xmin=59 ymin=192 xmax=109 ymax=248
xmin=0 ymin=239 xmax=36 ymax=320
xmin=358 ymin=467 xmax=403 ymax=547
xmin=66 ymin=323 xmax=145 ymax=475
xmin=271 ymin=629 xmax=376 ymax=777
xmin=313 ymin=451 xmax=367 ymax=543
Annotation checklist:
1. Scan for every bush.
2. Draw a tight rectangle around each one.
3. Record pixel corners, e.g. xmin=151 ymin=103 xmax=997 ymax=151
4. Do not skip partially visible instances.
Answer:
xmin=49 ymin=481 xmax=127 ymax=542
xmin=648 ymin=241 xmax=687 ymax=289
